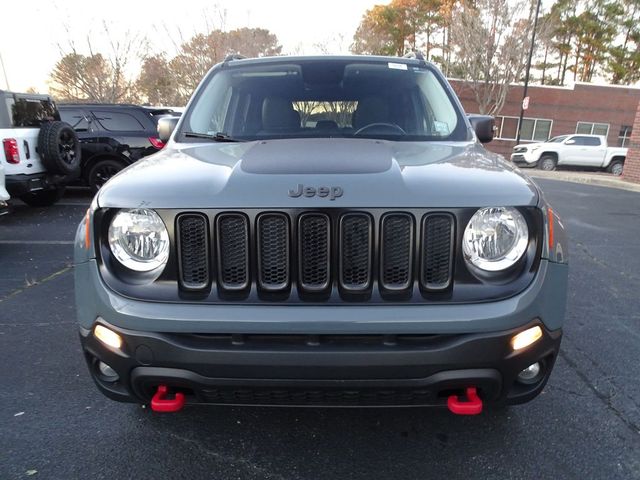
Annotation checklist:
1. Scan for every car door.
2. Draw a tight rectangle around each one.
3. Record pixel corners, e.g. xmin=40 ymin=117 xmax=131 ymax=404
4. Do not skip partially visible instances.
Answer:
xmin=563 ymin=136 xmax=604 ymax=166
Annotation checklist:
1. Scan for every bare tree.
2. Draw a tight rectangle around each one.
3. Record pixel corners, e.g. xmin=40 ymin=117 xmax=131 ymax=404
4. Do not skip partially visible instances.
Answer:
xmin=48 ymin=25 xmax=142 ymax=103
xmin=450 ymin=0 xmax=545 ymax=115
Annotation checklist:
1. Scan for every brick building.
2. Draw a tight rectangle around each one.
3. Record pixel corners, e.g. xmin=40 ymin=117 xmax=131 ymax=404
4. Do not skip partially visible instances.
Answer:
xmin=449 ymin=80 xmax=640 ymax=159
xmin=623 ymin=101 xmax=640 ymax=184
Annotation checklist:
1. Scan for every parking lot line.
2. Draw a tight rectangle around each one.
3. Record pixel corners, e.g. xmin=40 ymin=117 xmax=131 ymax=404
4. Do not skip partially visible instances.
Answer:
xmin=0 ymin=240 xmax=74 ymax=245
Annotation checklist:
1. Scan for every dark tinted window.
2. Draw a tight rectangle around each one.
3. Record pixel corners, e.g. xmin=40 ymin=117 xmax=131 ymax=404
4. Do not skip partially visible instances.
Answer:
xmin=92 ymin=111 xmax=145 ymax=131
xmin=8 ymin=96 xmax=60 ymax=127
xmin=572 ymin=136 xmax=601 ymax=146
xmin=60 ymin=108 xmax=89 ymax=131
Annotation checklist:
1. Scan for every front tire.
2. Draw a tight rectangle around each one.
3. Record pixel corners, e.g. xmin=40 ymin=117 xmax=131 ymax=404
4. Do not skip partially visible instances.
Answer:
xmin=607 ymin=160 xmax=624 ymax=176
xmin=538 ymin=156 xmax=557 ymax=171
xmin=88 ymin=159 xmax=126 ymax=194
xmin=19 ymin=187 xmax=66 ymax=207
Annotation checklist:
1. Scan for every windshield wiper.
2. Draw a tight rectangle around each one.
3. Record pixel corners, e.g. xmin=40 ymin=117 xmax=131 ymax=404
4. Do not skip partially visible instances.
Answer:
xmin=183 ymin=131 xmax=245 ymax=142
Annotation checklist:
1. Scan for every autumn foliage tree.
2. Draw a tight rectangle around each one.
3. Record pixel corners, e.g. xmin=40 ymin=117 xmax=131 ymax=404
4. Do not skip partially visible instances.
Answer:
xmin=352 ymin=0 xmax=444 ymax=58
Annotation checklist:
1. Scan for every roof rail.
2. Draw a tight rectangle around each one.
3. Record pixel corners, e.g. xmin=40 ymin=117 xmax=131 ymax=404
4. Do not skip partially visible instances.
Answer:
xmin=403 ymin=51 xmax=425 ymax=61
xmin=223 ymin=54 xmax=246 ymax=63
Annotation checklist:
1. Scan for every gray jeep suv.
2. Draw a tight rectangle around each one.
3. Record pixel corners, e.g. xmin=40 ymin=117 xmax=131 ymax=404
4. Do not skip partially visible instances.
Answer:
xmin=74 ymin=55 xmax=568 ymax=414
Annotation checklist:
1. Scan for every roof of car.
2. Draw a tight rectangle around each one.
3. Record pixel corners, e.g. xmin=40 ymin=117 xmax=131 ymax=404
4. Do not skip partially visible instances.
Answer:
xmin=58 ymin=104 xmax=175 ymax=114
xmin=222 ymin=54 xmax=430 ymax=68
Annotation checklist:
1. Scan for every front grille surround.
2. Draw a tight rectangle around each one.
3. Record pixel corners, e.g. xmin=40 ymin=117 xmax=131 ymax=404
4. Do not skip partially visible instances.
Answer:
xmin=380 ymin=213 xmax=414 ymax=293
xmin=298 ymin=213 xmax=331 ymax=293
xmin=216 ymin=213 xmax=250 ymax=292
xmin=97 ymin=207 xmax=542 ymax=304
xmin=338 ymin=213 xmax=373 ymax=293
xmin=420 ymin=213 xmax=455 ymax=292
xmin=176 ymin=213 xmax=210 ymax=290
xmin=256 ymin=213 xmax=291 ymax=292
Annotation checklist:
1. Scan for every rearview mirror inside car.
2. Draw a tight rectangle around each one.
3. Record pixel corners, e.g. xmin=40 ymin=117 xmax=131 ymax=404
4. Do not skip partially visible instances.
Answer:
xmin=467 ymin=115 xmax=495 ymax=144
xmin=158 ymin=116 xmax=180 ymax=143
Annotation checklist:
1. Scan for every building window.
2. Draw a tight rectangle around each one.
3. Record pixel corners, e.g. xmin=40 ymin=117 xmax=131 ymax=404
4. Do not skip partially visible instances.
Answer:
xmin=576 ymin=122 xmax=609 ymax=137
xmin=619 ymin=125 xmax=632 ymax=147
xmin=494 ymin=116 xmax=552 ymax=142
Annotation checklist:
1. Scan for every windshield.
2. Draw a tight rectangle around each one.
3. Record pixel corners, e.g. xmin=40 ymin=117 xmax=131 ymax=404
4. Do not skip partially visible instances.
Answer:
xmin=548 ymin=135 xmax=568 ymax=143
xmin=180 ymin=59 xmax=467 ymax=142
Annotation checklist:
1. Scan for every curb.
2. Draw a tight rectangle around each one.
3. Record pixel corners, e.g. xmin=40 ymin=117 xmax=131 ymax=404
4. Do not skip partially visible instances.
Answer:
xmin=527 ymin=170 xmax=640 ymax=193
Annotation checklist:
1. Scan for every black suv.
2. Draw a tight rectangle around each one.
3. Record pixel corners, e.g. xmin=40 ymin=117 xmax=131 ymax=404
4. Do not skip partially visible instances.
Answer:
xmin=58 ymin=104 xmax=177 ymax=193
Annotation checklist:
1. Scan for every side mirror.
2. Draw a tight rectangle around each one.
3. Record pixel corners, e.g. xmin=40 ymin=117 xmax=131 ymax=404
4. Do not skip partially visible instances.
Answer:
xmin=157 ymin=116 xmax=180 ymax=143
xmin=467 ymin=115 xmax=495 ymax=144
xmin=565 ymin=139 xmax=575 ymax=145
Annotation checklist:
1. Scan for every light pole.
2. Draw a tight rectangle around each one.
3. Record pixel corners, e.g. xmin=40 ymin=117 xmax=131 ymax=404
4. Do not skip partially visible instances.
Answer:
xmin=515 ymin=0 xmax=542 ymax=144
xmin=0 ymin=51 xmax=10 ymax=90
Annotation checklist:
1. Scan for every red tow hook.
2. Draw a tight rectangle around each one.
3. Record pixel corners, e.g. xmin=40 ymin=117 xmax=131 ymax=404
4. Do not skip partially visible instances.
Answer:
xmin=447 ymin=387 xmax=483 ymax=415
xmin=151 ymin=385 xmax=185 ymax=413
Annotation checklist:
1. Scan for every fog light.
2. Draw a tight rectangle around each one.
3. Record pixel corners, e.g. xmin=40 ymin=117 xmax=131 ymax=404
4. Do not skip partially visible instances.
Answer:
xmin=517 ymin=362 xmax=542 ymax=384
xmin=511 ymin=326 xmax=542 ymax=351
xmin=94 ymin=324 xmax=122 ymax=349
xmin=98 ymin=361 xmax=119 ymax=381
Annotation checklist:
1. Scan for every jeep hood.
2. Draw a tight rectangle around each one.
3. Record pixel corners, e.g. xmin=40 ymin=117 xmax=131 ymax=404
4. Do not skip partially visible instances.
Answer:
xmin=97 ymin=138 xmax=539 ymax=209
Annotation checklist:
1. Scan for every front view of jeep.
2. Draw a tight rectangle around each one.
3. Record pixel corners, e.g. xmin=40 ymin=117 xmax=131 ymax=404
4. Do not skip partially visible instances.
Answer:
xmin=74 ymin=56 xmax=568 ymax=414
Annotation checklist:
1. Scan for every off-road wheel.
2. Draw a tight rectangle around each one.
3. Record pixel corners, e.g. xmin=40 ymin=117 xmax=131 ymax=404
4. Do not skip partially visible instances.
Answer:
xmin=88 ymin=159 xmax=126 ymax=193
xmin=38 ymin=121 xmax=81 ymax=175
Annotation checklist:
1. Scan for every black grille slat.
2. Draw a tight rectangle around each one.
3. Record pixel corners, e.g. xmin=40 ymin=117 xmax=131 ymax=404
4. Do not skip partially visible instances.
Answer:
xmin=421 ymin=214 xmax=454 ymax=291
xmin=177 ymin=214 xmax=210 ymax=290
xmin=380 ymin=214 xmax=414 ymax=291
xmin=339 ymin=214 xmax=372 ymax=291
xmin=298 ymin=214 xmax=330 ymax=292
xmin=216 ymin=214 xmax=250 ymax=290
xmin=257 ymin=214 xmax=290 ymax=291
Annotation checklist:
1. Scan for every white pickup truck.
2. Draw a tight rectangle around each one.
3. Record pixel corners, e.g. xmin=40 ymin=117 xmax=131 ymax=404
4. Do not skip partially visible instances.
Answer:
xmin=510 ymin=134 xmax=627 ymax=175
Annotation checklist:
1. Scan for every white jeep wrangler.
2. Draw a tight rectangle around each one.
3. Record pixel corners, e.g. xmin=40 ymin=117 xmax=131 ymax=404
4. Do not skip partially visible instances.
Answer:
xmin=0 ymin=90 xmax=80 ymax=206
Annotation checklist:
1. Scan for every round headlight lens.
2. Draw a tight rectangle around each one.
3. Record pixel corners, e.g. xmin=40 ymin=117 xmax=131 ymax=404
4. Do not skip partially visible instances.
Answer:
xmin=108 ymin=208 xmax=170 ymax=272
xmin=462 ymin=207 xmax=529 ymax=272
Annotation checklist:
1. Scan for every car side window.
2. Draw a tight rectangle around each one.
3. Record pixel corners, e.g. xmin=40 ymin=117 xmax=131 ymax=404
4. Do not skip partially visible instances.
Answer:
xmin=60 ymin=109 xmax=90 ymax=131
xmin=572 ymin=136 xmax=601 ymax=146
xmin=92 ymin=111 xmax=145 ymax=132
xmin=8 ymin=96 xmax=60 ymax=127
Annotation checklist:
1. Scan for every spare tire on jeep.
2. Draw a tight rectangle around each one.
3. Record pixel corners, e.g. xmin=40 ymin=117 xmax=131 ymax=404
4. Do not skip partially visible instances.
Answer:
xmin=38 ymin=121 xmax=81 ymax=175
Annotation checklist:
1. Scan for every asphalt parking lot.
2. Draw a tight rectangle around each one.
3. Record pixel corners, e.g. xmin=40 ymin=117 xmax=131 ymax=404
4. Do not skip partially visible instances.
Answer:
xmin=1 ymin=179 xmax=639 ymax=480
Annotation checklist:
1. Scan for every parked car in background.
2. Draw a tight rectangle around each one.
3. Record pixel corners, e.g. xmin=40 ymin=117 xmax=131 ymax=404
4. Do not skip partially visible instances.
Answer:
xmin=511 ymin=134 xmax=627 ymax=175
xmin=58 ymin=104 xmax=176 ymax=193
xmin=0 ymin=161 xmax=9 ymax=215
xmin=1 ymin=90 xmax=81 ymax=206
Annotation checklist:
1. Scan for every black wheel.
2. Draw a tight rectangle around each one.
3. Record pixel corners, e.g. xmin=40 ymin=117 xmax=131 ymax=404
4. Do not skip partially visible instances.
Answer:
xmin=88 ymin=159 xmax=126 ymax=193
xmin=38 ymin=121 xmax=81 ymax=175
xmin=538 ymin=155 xmax=557 ymax=171
xmin=607 ymin=160 xmax=624 ymax=176
xmin=19 ymin=187 xmax=66 ymax=207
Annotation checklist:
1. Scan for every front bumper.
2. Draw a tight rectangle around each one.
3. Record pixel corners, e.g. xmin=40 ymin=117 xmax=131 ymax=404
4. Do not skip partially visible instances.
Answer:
xmin=75 ymin=257 xmax=568 ymax=408
xmin=6 ymin=172 xmax=78 ymax=196
xmin=510 ymin=152 xmax=538 ymax=167
xmin=81 ymin=319 xmax=561 ymax=407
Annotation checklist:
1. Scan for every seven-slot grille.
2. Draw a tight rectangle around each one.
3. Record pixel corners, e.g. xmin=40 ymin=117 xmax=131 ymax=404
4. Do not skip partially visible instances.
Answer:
xmin=176 ymin=211 xmax=455 ymax=300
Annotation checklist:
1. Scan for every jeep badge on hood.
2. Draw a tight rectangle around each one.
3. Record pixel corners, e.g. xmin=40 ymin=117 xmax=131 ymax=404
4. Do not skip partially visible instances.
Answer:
xmin=288 ymin=184 xmax=343 ymax=200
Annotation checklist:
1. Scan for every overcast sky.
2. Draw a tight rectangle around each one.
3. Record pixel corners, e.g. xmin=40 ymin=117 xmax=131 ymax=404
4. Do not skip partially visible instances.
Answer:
xmin=0 ymin=0 xmax=382 ymax=93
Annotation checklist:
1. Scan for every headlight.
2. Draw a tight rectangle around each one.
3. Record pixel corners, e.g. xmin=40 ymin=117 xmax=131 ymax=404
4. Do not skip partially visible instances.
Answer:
xmin=462 ymin=207 xmax=529 ymax=272
xmin=108 ymin=208 xmax=170 ymax=272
